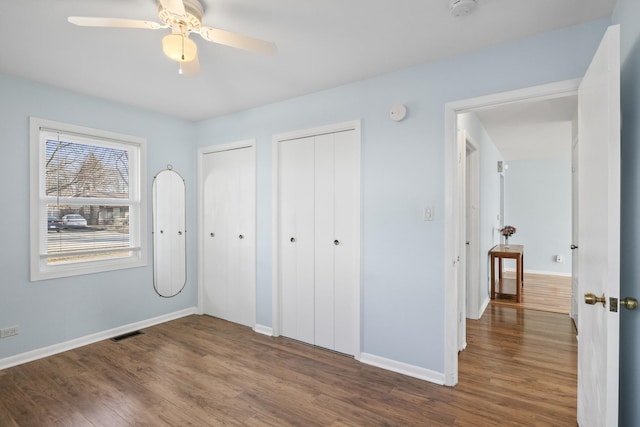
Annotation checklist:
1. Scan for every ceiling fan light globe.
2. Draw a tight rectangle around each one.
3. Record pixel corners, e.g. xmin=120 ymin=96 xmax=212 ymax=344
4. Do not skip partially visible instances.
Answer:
xmin=162 ymin=34 xmax=197 ymax=62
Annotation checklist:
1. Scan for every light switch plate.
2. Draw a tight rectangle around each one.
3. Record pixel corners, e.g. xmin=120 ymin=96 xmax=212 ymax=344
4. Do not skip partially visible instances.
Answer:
xmin=424 ymin=207 xmax=433 ymax=221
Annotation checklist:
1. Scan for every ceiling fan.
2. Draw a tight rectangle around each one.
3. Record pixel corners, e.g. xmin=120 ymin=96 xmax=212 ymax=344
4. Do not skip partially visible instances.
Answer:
xmin=68 ymin=0 xmax=277 ymax=76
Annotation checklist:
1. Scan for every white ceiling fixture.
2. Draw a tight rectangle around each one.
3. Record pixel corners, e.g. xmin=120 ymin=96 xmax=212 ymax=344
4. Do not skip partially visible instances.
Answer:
xmin=449 ymin=0 xmax=478 ymax=17
xmin=68 ymin=0 xmax=277 ymax=76
xmin=0 ymin=0 xmax=617 ymax=121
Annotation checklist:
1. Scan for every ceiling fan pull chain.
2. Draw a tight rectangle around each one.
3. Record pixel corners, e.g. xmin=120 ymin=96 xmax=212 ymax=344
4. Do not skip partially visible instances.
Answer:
xmin=181 ymin=34 xmax=185 ymax=61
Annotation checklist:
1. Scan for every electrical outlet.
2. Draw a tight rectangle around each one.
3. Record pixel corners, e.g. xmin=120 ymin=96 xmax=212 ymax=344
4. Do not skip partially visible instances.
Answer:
xmin=0 ymin=326 xmax=19 ymax=338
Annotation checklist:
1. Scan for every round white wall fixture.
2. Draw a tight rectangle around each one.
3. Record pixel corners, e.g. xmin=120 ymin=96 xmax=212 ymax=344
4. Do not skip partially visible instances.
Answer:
xmin=390 ymin=104 xmax=407 ymax=122
xmin=449 ymin=0 xmax=477 ymax=17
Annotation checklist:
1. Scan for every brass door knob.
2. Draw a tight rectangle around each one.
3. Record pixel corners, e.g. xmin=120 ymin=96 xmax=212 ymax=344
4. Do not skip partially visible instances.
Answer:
xmin=621 ymin=297 xmax=638 ymax=310
xmin=584 ymin=293 xmax=606 ymax=307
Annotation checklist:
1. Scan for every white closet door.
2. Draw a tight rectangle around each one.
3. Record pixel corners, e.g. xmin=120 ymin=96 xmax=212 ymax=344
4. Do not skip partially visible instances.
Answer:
xmin=332 ymin=130 xmax=359 ymax=355
xmin=314 ymin=134 xmax=336 ymax=350
xmin=279 ymin=137 xmax=315 ymax=344
xmin=232 ymin=148 xmax=255 ymax=327
xmin=202 ymin=147 xmax=255 ymax=327
xmin=277 ymin=127 xmax=359 ymax=355
xmin=203 ymin=151 xmax=229 ymax=319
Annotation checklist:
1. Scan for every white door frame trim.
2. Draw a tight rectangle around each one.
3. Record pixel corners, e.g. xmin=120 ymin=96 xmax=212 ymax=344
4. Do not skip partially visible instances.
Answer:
xmin=271 ymin=120 xmax=362 ymax=360
xmin=443 ymin=79 xmax=581 ymax=386
xmin=197 ymin=140 xmax=257 ymax=321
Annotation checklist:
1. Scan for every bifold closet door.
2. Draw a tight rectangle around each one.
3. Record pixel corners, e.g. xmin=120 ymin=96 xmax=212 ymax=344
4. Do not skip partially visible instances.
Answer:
xmin=279 ymin=137 xmax=315 ymax=344
xmin=202 ymin=148 xmax=255 ymax=327
xmin=279 ymin=130 xmax=359 ymax=355
xmin=314 ymin=132 xmax=358 ymax=355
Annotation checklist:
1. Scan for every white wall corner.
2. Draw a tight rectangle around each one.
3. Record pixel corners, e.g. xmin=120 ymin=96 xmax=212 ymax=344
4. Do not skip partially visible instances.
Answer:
xmin=360 ymin=353 xmax=446 ymax=385
xmin=0 ymin=307 xmax=198 ymax=371
xmin=253 ymin=324 xmax=273 ymax=336
xmin=478 ymin=296 xmax=490 ymax=319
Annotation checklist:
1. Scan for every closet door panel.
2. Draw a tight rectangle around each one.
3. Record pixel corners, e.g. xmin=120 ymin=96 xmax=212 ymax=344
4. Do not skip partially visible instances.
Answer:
xmin=202 ymin=147 xmax=255 ymax=327
xmin=333 ymin=130 xmax=359 ymax=355
xmin=280 ymin=138 xmax=315 ymax=344
xmin=314 ymin=134 xmax=336 ymax=350
xmin=227 ymin=148 xmax=255 ymax=327
xmin=203 ymin=151 xmax=232 ymax=319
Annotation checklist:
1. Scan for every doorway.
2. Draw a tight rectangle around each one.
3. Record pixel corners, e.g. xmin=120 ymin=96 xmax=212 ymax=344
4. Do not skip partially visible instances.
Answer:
xmin=443 ymin=79 xmax=581 ymax=386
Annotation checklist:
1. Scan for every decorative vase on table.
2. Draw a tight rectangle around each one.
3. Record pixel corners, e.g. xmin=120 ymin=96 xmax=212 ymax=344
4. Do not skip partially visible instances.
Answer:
xmin=500 ymin=225 xmax=516 ymax=249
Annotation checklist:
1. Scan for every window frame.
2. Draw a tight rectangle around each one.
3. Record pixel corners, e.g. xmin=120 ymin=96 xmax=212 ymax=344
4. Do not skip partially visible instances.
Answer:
xmin=30 ymin=117 xmax=147 ymax=281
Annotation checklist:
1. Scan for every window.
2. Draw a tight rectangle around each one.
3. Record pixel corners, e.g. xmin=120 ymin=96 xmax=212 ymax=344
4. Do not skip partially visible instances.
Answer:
xmin=30 ymin=118 xmax=147 ymax=281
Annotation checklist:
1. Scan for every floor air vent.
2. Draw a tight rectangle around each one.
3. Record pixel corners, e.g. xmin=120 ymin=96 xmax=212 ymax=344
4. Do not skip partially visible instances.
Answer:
xmin=111 ymin=331 xmax=144 ymax=342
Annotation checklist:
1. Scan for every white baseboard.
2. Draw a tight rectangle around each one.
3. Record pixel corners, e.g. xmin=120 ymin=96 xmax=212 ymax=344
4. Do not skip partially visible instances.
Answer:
xmin=0 ymin=307 xmax=197 ymax=371
xmin=479 ymin=296 xmax=490 ymax=318
xmin=253 ymin=324 xmax=273 ymax=336
xmin=503 ymin=267 xmax=571 ymax=277
xmin=360 ymin=353 xmax=446 ymax=385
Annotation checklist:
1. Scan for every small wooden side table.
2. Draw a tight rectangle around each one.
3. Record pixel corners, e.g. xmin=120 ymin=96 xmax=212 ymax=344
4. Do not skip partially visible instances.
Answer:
xmin=490 ymin=244 xmax=524 ymax=302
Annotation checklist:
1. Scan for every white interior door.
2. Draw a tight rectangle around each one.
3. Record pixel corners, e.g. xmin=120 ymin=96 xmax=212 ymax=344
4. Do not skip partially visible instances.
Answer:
xmin=314 ymin=134 xmax=336 ymax=350
xmin=279 ymin=137 xmax=315 ymax=344
xmin=202 ymin=146 xmax=256 ymax=328
xmin=571 ymin=136 xmax=579 ymax=323
xmin=465 ymin=140 xmax=480 ymax=320
xmin=577 ymin=24 xmax=620 ymax=427
xmin=277 ymin=126 xmax=360 ymax=356
xmin=331 ymin=130 xmax=359 ymax=355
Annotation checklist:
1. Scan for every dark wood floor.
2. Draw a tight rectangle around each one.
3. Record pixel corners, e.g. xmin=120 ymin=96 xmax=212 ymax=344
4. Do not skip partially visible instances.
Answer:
xmin=0 ymin=307 xmax=577 ymax=426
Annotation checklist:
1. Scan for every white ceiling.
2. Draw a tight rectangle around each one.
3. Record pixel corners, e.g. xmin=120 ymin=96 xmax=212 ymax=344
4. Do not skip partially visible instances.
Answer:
xmin=0 ymin=0 xmax=615 ymax=122
xmin=475 ymin=95 xmax=578 ymax=161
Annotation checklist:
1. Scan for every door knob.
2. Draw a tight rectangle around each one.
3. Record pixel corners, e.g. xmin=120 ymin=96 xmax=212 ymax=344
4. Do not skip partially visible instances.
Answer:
xmin=584 ymin=293 xmax=606 ymax=307
xmin=570 ymin=244 xmax=578 ymax=250
xmin=290 ymin=237 xmax=296 ymax=243
xmin=210 ymin=232 xmax=215 ymax=237
xmin=621 ymin=297 xmax=638 ymax=310
xmin=239 ymin=234 xmax=244 ymax=239
xmin=334 ymin=240 xmax=340 ymax=246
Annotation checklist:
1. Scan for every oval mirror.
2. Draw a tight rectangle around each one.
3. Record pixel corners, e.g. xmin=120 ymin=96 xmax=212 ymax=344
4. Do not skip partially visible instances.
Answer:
xmin=152 ymin=168 xmax=186 ymax=297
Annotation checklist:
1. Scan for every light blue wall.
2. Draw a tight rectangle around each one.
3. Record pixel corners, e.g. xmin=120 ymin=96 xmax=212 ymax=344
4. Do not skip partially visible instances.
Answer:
xmin=612 ymin=0 xmax=640 ymax=422
xmin=458 ymin=112 xmax=503 ymax=308
xmin=196 ymin=19 xmax=609 ymax=371
xmin=0 ymin=75 xmax=198 ymax=359
xmin=0 ymin=17 xmax=611 ymax=377
xmin=504 ymin=157 xmax=572 ymax=275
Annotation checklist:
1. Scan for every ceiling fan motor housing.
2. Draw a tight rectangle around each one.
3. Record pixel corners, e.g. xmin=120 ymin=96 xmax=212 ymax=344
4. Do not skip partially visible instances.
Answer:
xmin=449 ymin=0 xmax=478 ymax=17
xmin=158 ymin=0 xmax=203 ymax=30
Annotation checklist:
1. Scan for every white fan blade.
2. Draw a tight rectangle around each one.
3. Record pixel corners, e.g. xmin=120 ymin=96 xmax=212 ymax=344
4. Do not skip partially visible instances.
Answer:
xmin=180 ymin=56 xmax=200 ymax=76
xmin=68 ymin=16 xmax=166 ymax=30
xmin=159 ymin=0 xmax=186 ymax=16
xmin=198 ymin=26 xmax=277 ymax=56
